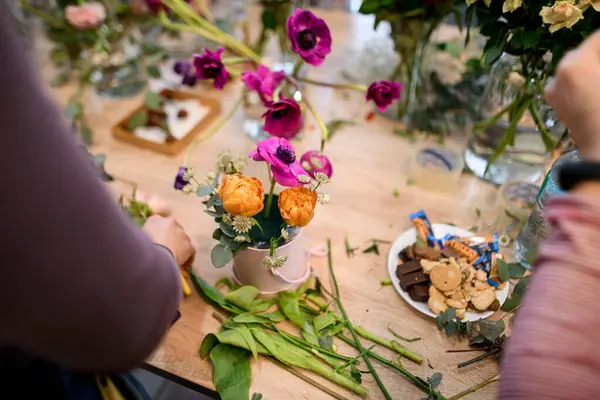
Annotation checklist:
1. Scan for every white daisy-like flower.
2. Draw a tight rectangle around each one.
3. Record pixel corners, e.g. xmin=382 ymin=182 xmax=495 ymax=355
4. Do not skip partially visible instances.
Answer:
xmin=234 ymin=235 xmax=250 ymax=243
xmin=232 ymin=215 xmax=253 ymax=233
xmin=314 ymin=172 xmax=330 ymax=184
xmin=206 ymin=171 xmax=217 ymax=181
xmin=498 ymin=234 xmax=511 ymax=247
xmin=222 ymin=214 xmax=233 ymax=225
xmin=298 ymin=174 xmax=311 ymax=184
xmin=318 ymin=193 xmax=331 ymax=205
xmin=281 ymin=228 xmax=289 ymax=240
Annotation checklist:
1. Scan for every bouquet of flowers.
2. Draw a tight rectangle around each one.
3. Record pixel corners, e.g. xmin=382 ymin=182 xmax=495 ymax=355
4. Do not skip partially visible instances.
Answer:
xmin=466 ymin=0 xmax=600 ymax=162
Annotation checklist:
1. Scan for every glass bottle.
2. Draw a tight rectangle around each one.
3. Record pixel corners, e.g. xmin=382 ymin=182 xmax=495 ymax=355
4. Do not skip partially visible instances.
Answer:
xmin=513 ymin=150 xmax=580 ymax=268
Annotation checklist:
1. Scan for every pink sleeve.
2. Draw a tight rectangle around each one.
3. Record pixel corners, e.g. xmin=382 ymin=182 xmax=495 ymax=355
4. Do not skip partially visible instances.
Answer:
xmin=500 ymin=195 xmax=600 ymax=399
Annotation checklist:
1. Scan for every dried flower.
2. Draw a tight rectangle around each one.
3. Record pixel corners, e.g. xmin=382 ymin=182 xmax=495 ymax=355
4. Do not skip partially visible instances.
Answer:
xmin=220 ymin=174 xmax=265 ymax=217
xmin=286 ymin=9 xmax=332 ymax=66
xmin=262 ymin=98 xmax=303 ymax=139
xmin=174 ymin=166 xmax=192 ymax=191
xmin=242 ymin=64 xmax=286 ymax=105
xmin=193 ymin=48 xmax=229 ymax=89
xmin=540 ymin=1 xmax=584 ymax=33
xmin=318 ymin=192 xmax=331 ymax=205
xmin=65 ymin=3 xmax=106 ymax=30
xmin=263 ymin=255 xmax=288 ymax=269
xmin=232 ymin=215 xmax=254 ymax=234
xmin=366 ymin=81 xmax=402 ymax=112
xmin=279 ymin=187 xmax=318 ymax=227
xmin=300 ymin=151 xmax=333 ymax=179
xmin=249 ymin=137 xmax=310 ymax=187
xmin=234 ymin=235 xmax=250 ymax=243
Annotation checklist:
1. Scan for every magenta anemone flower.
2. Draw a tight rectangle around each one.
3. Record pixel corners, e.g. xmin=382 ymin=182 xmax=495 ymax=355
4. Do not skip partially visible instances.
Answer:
xmin=300 ymin=151 xmax=333 ymax=179
xmin=286 ymin=9 xmax=332 ymax=67
xmin=366 ymin=80 xmax=402 ymax=111
xmin=242 ymin=64 xmax=286 ymax=105
xmin=249 ymin=137 xmax=310 ymax=187
xmin=262 ymin=98 xmax=303 ymax=139
xmin=193 ymin=48 xmax=229 ymax=90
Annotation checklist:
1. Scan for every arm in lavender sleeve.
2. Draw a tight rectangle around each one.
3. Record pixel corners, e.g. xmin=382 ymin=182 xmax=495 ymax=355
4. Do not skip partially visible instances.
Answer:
xmin=500 ymin=193 xmax=600 ymax=399
xmin=0 ymin=19 xmax=182 ymax=370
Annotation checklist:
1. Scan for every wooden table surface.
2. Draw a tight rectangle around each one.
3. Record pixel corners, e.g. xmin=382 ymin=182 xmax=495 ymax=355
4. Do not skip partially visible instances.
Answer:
xmin=46 ymin=8 xmax=502 ymax=400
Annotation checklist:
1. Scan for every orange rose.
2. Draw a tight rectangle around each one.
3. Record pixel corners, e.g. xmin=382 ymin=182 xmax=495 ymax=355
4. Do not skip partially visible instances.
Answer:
xmin=278 ymin=187 xmax=318 ymax=227
xmin=220 ymin=174 xmax=265 ymax=217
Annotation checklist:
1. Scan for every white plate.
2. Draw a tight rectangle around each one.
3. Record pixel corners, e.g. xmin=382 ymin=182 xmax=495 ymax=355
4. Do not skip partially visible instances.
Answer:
xmin=387 ymin=223 xmax=510 ymax=322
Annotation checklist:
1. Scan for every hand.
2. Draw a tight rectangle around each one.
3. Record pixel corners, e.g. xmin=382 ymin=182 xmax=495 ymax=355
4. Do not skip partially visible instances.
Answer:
xmin=545 ymin=30 xmax=600 ymax=160
xmin=143 ymin=215 xmax=195 ymax=266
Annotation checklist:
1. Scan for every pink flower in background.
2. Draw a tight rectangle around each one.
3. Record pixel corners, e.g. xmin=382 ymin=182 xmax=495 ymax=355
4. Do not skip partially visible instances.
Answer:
xmin=262 ymin=98 xmax=303 ymax=139
xmin=300 ymin=151 xmax=333 ymax=179
xmin=242 ymin=65 xmax=286 ymax=105
xmin=65 ymin=3 xmax=106 ymax=30
xmin=249 ymin=137 xmax=310 ymax=187
xmin=134 ymin=190 xmax=171 ymax=216
xmin=193 ymin=48 xmax=230 ymax=90
xmin=286 ymin=9 xmax=332 ymax=66
xmin=366 ymin=80 xmax=402 ymax=111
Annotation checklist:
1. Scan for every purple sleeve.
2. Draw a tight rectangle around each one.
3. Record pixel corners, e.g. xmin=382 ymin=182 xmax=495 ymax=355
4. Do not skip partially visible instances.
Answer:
xmin=0 ymin=18 xmax=182 ymax=371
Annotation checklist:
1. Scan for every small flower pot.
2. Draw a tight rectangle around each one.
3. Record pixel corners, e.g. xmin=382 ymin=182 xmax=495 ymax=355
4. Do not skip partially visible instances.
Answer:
xmin=232 ymin=231 xmax=309 ymax=295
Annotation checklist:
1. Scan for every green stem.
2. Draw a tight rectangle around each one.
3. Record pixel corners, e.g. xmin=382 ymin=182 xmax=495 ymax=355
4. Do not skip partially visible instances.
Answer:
xmin=274 ymin=327 xmax=354 ymax=362
xmin=222 ymin=57 xmax=249 ymax=65
xmin=447 ymin=375 xmax=500 ymax=400
xmin=337 ymin=334 xmax=436 ymax=397
xmin=184 ymin=96 xmax=243 ymax=166
xmin=19 ymin=1 xmax=61 ymax=27
xmin=473 ymin=101 xmax=515 ymax=132
xmin=387 ymin=326 xmax=421 ymax=343
xmin=264 ymin=177 xmax=276 ymax=219
xmin=298 ymin=78 xmax=367 ymax=92
xmin=528 ymin=101 xmax=555 ymax=151
xmin=335 ymin=345 xmax=376 ymax=373
xmin=307 ymin=294 xmax=330 ymax=310
xmin=326 ymin=239 xmax=393 ymax=400
xmin=354 ymin=326 xmax=422 ymax=365
xmin=291 ymin=60 xmax=305 ymax=79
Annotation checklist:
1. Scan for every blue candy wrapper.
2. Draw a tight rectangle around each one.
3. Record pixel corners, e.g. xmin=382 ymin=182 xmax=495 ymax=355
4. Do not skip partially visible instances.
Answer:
xmin=409 ymin=210 xmax=435 ymax=246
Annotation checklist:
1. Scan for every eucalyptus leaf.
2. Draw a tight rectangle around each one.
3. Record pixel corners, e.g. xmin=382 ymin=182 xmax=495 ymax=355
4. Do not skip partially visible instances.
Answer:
xmin=428 ymin=372 xmax=443 ymax=389
xmin=500 ymin=292 xmax=521 ymax=311
xmin=212 ymin=228 xmax=223 ymax=240
xmin=225 ymin=286 xmax=260 ymax=311
xmin=478 ymin=319 xmax=505 ymax=342
xmin=220 ymin=222 xmax=236 ymax=238
xmin=525 ymin=247 xmax=539 ymax=265
xmin=146 ymin=65 xmax=161 ymax=79
xmin=210 ymin=344 xmax=251 ymax=400
xmin=508 ymin=263 xmax=527 ymax=278
xmin=206 ymin=194 xmax=220 ymax=209
xmin=145 ymin=91 xmax=162 ymax=110
xmin=252 ymin=394 xmax=263 ymax=400
xmin=211 ymin=244 xmax=233 ymax=268
xmin=65 ymin=102 xmax=83 ymax=119
xmin=497 ymin=259 xmax=510 ymax=282
xmin=197 ymin=185 xmax=213 ymax=197
xmin=127 ymin=111 xmax=148 ymax=131
xmin=205 ymin=210 xmax=221 ymax=218
xmin=514 ymin=276 xmax=531 ymax=296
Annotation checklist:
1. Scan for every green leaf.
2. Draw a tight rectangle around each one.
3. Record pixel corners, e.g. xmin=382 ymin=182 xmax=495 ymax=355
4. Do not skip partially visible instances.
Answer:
xmin=318 ymin=336 xmax=333 ymax=350
xmin=359 ymin=0 xmax=380 ymax=14
xmin=522 ymin=30 xmax=541 ymax=50
xmin=444 ymin=321 xmax=457 ymax=336
xmin=212 ymin=228 xmax=223 ymax=240
xmin=211 ymin=244 xmax=234 ymax=268
xmin=206 ymin=194 xmax=220 ymax=209
xmin=80 ymin=125 xmax=93 ymax=146
xmin=464 ymin=6 xmax=475 ymax=45
xmin=428 ymin=372 xmax=443 ymax=389
xmin=127 ymin=111 xmax=148 ymax=131
xmin=231 ymin=324 xmax=259 ymax=361
xmin=469 ymin=335 xmax=486 ymax=346
xmin=482 ymin=30 xmax=508 ymax=66
xmin=216 ymin=277 xmax=237 ymax=290
xmin=197 ymin=185 xmax=213 ymax=197
xmin=51 ymin=71 xmax=70 ymax=87
xmin=514 ymin=276 xmax=531 ymax=296
xmin=497 ymin=259 xmax=510 ymax=282
xmin=49 ymin=47 xmax=68 ymax=65
xmin=500 ymin=292 xmax=521 ymax=311
xmin=525 ymin=247 xmax=539 ymax=265
xmin=210 ymin=344 xmax=251 ymax=400
xmin=200 ymin=333 xmax=220 ymax=359
xmin=508 ymin=263 xmax=527 ymax=279
xmin=350 ymin=364 xmax=362 ymax=384
xmin=313 ymin=313 xmax=337 ymax=334
xmin=363 ymin=242 xmax=380 ymax=255
xmin=261 ymin=310 xmax=286 ymax=322
xmin=301 ymin=326 xmax=320 ymax=346
xmin=220 ymin=222 xmax=236 ymax=238
xmin=261 ymin=9 xmax=277 ymax=31
xmin=279 ymin=291 xmax=307 ymax=327
xmin=478 ymin=320 xmax=505 ymax=342
xmin=232 ymin=311 xmax=286 ymax=324
xmin=65 ymin=102 xmax=83 ymax=120
xmin=190 ymin=274 xmax=227 ymax=307
xmin=146 ymin=65 xmax=161 ymax=79
xmin=205 ymin=210 xmax=221 ymax=218
xmin=252 ymin=394 xmax=263 ymax=400
xmin=249 ymin=298 xmax=277 ymax=313
xmin=225 ymin=286 xmax=260 ymax=311
xmin=145 ymin=91 xmax=162 ymax=111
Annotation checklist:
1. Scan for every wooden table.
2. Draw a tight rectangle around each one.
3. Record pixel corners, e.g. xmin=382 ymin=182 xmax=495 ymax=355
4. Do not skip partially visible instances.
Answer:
xmin=47 ymin=8 xmax=502 ymax=400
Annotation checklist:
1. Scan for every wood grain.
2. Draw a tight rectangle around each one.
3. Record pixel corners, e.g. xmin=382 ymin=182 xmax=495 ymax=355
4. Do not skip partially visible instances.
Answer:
xmin=44 ymin=8 xmax=502 ymax=400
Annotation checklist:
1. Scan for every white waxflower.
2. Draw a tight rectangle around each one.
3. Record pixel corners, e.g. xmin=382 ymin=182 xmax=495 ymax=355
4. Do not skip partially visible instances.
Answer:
xmin=318 ymin=193 xmax=331 ymax=205
xmin=222 ymin=214 xmax=233 ymax=225
xmin=263 ymin=256 xmax=276 ymax=269
xmin=234 ymin=235 xmax=250 ymax=243
xmin=182 ymin=167 xmax=194 ymax=181
xmin=298 ymin=174 xmax=311 ymax=184
xmin=498 ymin=234 xmax=511 ymax=247
xmin=182 ymin=184 xmax=194 ymax=194
xmin=232 ymin=215 xmax=253 ymax=233
xmin=281 ymin=228 xmax=290 ymax=240
xmin=206 ymin=171 xmax=217 ymax=181
xmin=233 ymin=160 xmax=247 ymax=173
xmin=314 ymin=172 xmax=330 ymax=184
xmin=274 ymin=256 xmax=288 ymax=268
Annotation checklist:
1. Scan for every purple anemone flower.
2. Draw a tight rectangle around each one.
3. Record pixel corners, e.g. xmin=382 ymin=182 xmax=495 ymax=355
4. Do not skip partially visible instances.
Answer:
xmin=249 ymin=137 xmax=310 ymax=187
xmin=145 ymin=0 xmax=165 ymax=13
xmin=173 ymin=61 xmax=198 ymax=87
xmin=242 ymin=64 xmax=286 ymax=105
xmin=193 ymin=48 xmax=229 ymax=90
xmin=286 ymin=9 xmax=332 ymax=67
xmin=366 ymin=80 xmax=402 ymax=112
xmin=300 ymin=151 xmax=333 ymax=179
xmin=262 ymin=98 xmax=303 ymax=139
xmin=174 ymin=166 xmax=191 ymax=191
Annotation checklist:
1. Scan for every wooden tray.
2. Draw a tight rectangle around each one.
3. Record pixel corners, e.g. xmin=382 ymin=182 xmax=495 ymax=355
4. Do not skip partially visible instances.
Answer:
xmin=112 ymin=89 xmax=221 ymax=156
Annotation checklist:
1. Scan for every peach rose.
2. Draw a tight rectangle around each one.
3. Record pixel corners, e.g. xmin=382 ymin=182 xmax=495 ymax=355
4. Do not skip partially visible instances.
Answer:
xmin=220 ymin=174 xmax=265 ymax=217
xmin=540 ymin=1 xmax=583 ymax=33
xmin=134 ymin=190 xmax=171 ymax=216
xmin=65 ymin=3 xmax=106 ymax=30
xmin=278 ymin=187 xmax=317 ymax=227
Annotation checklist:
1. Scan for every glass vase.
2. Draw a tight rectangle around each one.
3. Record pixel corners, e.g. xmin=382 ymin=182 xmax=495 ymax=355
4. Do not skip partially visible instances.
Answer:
xmin=464 ymin=54 xmax=564 ymax=185
xmin=380 ymin=18 xmax=438 ymax=124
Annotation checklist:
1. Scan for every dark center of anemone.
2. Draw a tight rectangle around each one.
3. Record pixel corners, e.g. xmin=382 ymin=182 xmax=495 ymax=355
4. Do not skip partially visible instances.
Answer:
xmin=276 ymin=145 xmax=296 ymax=164
xmin=203 ymin=64 xmax=221 ymax=78
xmin=270 ymin=105 xmax=288 ymax=119
xmin=298 ymin=30 xmax=317 ymax=50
